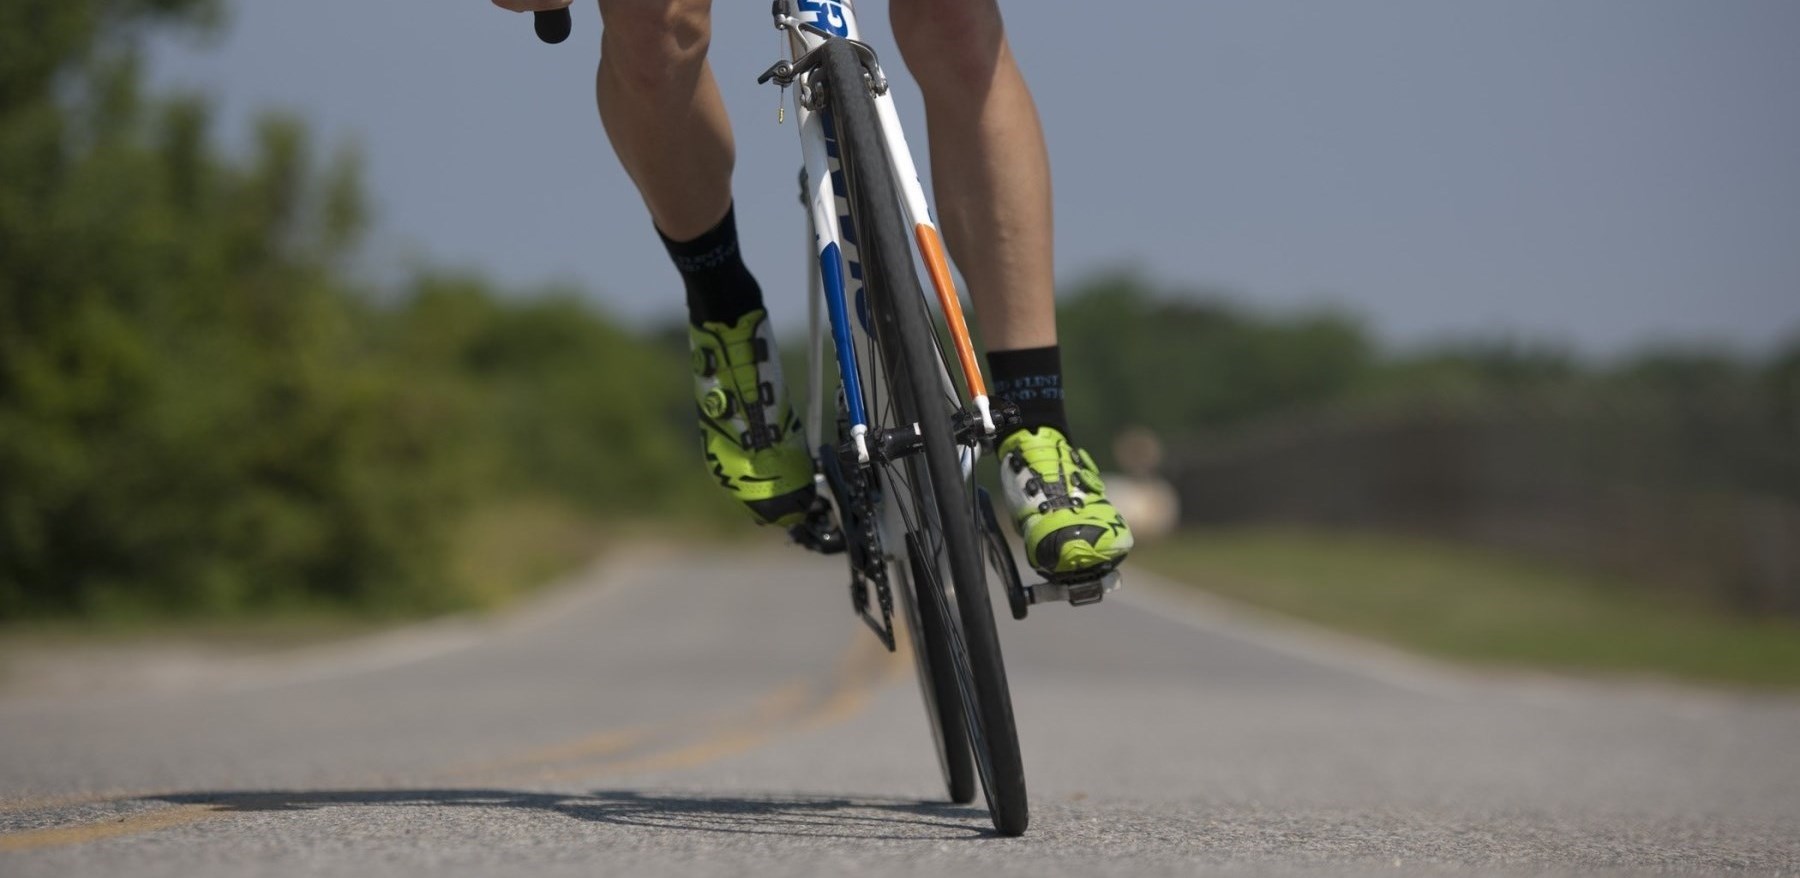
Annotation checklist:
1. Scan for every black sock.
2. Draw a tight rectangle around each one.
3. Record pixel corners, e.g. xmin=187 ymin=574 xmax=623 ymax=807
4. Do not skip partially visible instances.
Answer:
xmin=660 ymin=203 xmax=765 ymax=328
xmin=987 ymin=345 xmax=1071 ymax=441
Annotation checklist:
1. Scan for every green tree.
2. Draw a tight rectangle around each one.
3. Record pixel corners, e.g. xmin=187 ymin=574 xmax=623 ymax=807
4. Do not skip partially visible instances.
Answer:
xmin=0 ymin=0 xmax=476 ymax=617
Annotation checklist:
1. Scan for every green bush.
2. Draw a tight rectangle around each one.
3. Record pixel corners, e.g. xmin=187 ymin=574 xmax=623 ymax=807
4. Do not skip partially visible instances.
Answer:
xmin=0 ymin=0 xmax=713 ymax=620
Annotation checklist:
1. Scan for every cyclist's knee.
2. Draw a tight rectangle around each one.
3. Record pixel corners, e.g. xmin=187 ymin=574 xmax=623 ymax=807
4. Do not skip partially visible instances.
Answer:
xmin=890 ymin=0 xmax=1005 ymax=94
xmin=597 ymin=0 xmax=713 ymax=90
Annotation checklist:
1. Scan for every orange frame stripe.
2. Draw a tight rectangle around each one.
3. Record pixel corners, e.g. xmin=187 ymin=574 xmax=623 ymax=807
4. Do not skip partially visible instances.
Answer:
xmin=913 ymin=224 xmax=988 ymax=399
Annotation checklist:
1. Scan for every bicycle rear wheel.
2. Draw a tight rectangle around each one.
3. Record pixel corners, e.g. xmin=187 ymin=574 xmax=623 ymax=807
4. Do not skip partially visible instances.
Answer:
xmin=818 ymin=37 xmax=1028 ymax=836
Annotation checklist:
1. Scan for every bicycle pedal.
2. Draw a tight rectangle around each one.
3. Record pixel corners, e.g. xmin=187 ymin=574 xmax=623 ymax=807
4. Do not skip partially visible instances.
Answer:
xmin=1021 ymin=570 xmax=1122 ymax=608
xmin=787 ymin=502 xmax=845 ymax=556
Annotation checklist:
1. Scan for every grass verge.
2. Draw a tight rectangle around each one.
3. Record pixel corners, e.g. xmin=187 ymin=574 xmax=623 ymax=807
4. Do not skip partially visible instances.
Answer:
xmin=1137 ymin=527 xmax=1800 ymax=688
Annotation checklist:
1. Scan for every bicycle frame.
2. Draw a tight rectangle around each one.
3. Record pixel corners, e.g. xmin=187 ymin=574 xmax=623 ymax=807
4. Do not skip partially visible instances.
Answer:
xmin=776 ymin=1 xmax=993 ymax=470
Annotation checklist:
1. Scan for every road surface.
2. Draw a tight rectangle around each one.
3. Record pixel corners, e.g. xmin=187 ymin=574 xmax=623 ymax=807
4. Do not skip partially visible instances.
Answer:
xmin=2 ymin=547 xmax=1796 ymax=876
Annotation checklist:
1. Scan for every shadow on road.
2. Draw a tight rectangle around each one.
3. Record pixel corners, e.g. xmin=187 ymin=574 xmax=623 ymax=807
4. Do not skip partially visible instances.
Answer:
xmin=153 ymin=788 xmax=991 ymax=841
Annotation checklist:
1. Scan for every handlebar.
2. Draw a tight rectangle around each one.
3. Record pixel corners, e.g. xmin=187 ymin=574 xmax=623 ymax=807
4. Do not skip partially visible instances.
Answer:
xmin=533 ymin=7 xmax=571 ymax=44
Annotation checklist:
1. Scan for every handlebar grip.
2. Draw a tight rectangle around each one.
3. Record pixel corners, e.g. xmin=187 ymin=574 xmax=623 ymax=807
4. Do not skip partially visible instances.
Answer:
xmin=533 ymin=8 xmax=572 ymax=44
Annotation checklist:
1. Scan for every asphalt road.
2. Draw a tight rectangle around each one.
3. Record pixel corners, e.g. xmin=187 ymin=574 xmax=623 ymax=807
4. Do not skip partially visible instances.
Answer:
xmin=2 ymin=546 xmax=1797 ymax=876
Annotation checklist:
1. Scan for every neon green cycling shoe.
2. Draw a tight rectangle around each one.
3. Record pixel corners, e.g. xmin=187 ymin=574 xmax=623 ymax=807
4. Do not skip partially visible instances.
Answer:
xmin=997 ymin=426 xmax=1134 ymax=581
xmin=690 ymin=310 xmax=815 ymax=527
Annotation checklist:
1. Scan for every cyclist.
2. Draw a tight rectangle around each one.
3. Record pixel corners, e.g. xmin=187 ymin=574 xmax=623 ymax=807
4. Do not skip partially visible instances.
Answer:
xmin=490 ymin=0 xmax=1132 ymax=582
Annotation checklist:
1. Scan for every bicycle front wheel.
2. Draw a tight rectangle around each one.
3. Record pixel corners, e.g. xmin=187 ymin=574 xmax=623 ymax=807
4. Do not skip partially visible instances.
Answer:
xmin=818 ymin=37 xmax=1028 ymax=836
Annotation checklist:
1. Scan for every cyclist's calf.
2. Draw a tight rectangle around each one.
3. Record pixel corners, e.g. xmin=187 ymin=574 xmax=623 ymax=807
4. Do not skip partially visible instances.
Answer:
xmin=596 ymin=0 xmax=713 ymax=93
xmin=890 ymin=0 xmax=1007 ymax=97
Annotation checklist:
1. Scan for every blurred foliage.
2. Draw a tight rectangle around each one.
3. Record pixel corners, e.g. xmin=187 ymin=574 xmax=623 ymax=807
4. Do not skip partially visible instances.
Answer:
xmin=1059 ymin=272 xmax=1372 ymax=453
xmin=1075 ymin=275 xmax=1800 ymax=617
xmin=0 ymin=0 xmax=718 ymax=621
xmin=1057 ymin=272 xmax=1800 ymax=480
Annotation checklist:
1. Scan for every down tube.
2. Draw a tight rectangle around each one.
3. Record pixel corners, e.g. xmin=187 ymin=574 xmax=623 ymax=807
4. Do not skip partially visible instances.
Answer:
xmin=798 ymin=101 xmax=871 ymax=456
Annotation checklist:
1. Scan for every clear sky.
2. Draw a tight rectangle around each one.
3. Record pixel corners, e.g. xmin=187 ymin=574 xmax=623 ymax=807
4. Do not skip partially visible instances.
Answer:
xmin=149 ymin=1 xmax=1800 ymax=355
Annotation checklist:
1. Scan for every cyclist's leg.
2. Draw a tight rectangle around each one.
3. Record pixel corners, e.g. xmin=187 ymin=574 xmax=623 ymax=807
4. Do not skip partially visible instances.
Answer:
xmin=596 ymin=0 xmax=815 ymax=525
xmin=595 ymin=0 xmax=731 ymax=239
xmin=889 ymin=0 xmax=1054 ymax=353
xmin=892 ymin=0 xmax=1133 ymax=579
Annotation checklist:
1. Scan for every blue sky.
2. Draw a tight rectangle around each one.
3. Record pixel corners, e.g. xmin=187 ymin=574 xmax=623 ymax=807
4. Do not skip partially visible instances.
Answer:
xmin=150 ymin=1 xmax=1800 ymax=355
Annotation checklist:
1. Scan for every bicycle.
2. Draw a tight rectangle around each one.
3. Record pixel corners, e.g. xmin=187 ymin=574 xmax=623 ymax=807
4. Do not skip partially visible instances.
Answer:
xmin=530 ymin=0 xmax=1120 ymax=837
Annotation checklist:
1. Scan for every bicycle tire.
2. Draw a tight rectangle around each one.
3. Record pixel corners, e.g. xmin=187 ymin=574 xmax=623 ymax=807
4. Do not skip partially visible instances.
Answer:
xmin=903 ymin=534 xmax=978 ymax=804
xmin=818 ymin=37 xmax=1028 ymax=836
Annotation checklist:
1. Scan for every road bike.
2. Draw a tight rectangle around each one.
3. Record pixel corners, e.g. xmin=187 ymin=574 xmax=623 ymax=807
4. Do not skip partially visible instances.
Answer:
xmin=531 ymin=0 xmax=1119 ymax=837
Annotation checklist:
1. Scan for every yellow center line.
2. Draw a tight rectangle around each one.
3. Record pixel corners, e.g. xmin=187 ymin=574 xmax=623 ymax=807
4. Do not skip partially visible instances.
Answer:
xmin=0 ymin=630 xmax=906 ymax=854
xmin=0 ymin=804 xmax=220 ymax=853
xmin=547 ymin=635 xmax=904 ymax=781
xmin=0 ymin=791 xmax=146 ymax=816
xmin=522 ymin=680 xmax=815 ymax=781
xmin=440 ymin=727 xmax=651 ymax=780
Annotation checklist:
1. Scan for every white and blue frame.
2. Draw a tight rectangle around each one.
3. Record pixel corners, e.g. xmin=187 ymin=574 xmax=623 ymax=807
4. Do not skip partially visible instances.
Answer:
xmin=776 ymin=0 xmax=995 ymax=474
